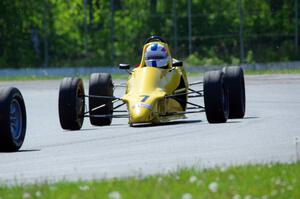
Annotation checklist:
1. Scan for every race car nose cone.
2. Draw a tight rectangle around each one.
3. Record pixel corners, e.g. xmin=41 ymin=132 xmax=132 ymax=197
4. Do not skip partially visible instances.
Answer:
xmin=130 ymin=105 xmax=153 ymax=123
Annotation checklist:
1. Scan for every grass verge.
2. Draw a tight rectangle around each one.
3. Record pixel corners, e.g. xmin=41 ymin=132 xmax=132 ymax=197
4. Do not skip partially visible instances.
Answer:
xmin=0 ymin=162 xmax=299 ymax=199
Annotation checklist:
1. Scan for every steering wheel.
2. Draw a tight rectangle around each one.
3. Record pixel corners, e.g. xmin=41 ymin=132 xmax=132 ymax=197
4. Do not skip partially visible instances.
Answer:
xmin=144 ymin=36 xmax=167 ymax=44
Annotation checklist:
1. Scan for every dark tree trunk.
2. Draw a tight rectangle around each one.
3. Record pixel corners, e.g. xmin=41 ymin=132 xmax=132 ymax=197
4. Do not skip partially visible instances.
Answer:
xmin=150 ymin=0 xmax=157 ymax=13
xmin=150 ymin=0 xmax=158 ymax=34
xmin=88 ymin=0 xmax=93 ymax=25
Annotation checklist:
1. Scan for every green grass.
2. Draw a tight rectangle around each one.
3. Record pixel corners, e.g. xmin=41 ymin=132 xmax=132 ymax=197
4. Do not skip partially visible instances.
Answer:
xmin=0 ymin=162 xmax=299 ymax=199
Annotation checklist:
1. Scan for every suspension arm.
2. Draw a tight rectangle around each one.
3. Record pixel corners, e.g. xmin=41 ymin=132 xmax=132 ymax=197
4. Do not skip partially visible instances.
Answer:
xmin=84 ymin=94 xmax=121 ymax=100
xmin=189 ymin=81 xmax=203 ymax=86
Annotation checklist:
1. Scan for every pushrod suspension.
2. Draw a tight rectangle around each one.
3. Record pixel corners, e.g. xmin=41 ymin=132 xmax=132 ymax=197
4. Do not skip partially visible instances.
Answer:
xmin=85 ymin=94 xmax=120 ymax=100
xmin=84 ymin=98 xmax=121 ymax=114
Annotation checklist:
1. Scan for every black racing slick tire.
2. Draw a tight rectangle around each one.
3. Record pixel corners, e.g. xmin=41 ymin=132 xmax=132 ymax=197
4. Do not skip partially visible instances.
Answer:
xmin=59 ymin=77 xmax=85 ymax=130
xmin=223 ymin=66 xmax=246 ymax=118
xmin=203 ymin=70 xmax=229 ymax=123
xmin=89 ymin=73 xmax=113 ymax=126
xmin=0 ymin=87 xmax=27 ymax=152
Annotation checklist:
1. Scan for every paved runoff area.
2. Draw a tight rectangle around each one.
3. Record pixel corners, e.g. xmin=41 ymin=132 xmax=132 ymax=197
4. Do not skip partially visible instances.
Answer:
xmin=0 ymin=74 xmax=300 ymax=184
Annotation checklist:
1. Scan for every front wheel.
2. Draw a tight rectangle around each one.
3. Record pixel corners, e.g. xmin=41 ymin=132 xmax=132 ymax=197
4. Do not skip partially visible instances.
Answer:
xmin=0 ymin=87 xmax=27 ymax=151
xmin=89 ymin=73 xmax=113 ymax=126
xmin=203 ymin=70 xmax=228 ymax=123
xmin=58 ymin=77 xmax=85 ymax=130
xmin=223 ymin=66 xmax=246 ymax=118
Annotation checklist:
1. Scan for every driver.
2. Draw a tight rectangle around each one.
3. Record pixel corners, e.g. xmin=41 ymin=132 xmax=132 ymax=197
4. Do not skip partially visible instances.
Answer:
xmin=144 ymin=43 xmax=170 ymax=69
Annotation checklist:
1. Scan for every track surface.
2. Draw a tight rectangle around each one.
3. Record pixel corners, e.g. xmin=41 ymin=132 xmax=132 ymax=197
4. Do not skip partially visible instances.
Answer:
xmin=0 ymin=74 xmax=300 ymax=184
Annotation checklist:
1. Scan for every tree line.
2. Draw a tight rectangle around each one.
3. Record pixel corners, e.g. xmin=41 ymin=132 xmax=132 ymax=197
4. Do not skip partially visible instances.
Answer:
xmin=0 ymin=0 xmax=298 ymax=68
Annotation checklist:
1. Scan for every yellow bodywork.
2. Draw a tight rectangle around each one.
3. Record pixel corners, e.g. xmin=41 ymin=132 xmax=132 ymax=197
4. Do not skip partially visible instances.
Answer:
xmin=122 ymin=41 xmax=188 ymax=125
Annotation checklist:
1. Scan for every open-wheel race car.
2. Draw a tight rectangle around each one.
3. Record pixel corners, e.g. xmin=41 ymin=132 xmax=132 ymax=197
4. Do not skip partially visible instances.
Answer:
xmin=58 ymin=36 xmax=245 ymax=130
xmin=0 ymin=87 xmax=27 ymax=151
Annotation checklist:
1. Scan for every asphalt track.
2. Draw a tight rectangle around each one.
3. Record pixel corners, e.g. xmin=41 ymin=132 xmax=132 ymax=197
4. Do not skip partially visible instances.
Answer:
xmin=0 ymin=74 xmax=300 ymax=184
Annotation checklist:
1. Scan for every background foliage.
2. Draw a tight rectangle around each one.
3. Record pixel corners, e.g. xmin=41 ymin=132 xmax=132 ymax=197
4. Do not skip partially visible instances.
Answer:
xmin=0 ymin=0 xmax=299 ymax=68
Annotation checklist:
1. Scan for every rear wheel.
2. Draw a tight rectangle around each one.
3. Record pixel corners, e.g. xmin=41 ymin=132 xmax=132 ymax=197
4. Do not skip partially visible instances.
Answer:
xmin=58 ymin=77 xmax=85 ymax=130
xmin=0 ymin=87 xmax=27 ymax=151
xmin=89 ymin=73 xmax=113 ymax=126
xmin=223 ymin=66 xmax=246 ymax=118
xmin=204 ymin=70 xmax=228 ymax=123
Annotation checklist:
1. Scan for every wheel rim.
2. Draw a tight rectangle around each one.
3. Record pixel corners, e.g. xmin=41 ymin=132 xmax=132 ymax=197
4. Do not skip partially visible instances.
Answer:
xmin=10 ymin=99 xmax=22 ymax=140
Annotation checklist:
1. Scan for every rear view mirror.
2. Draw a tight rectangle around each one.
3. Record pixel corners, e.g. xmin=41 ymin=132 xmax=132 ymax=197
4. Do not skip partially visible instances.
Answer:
xmin=173 ymin=61 xmax=183 ymax=67
xmin=119 ymin=63 xmax=130 ymax=70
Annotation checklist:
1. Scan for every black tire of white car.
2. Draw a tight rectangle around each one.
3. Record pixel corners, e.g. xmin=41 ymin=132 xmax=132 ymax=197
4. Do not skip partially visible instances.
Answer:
xmin=89 ymin=73 xmax=113 ymax=126
xmin=203 ymin=70 xmax=229 ymax=123
xmin=58 ymin=77 xmax=85 ymax=130
xmin=223 ymin=66 xmax=246 ymax=118
xmin=0 ymin=87 xmax=27 ymax=152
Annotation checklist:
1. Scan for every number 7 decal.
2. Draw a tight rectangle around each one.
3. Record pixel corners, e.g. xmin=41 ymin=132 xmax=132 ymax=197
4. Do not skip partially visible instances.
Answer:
xmin=140 ymin=95 xmax=149 ymax=102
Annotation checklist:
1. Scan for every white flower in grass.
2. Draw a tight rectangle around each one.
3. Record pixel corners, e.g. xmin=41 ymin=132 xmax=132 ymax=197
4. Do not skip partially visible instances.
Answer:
xmin=232 ymin=194 xmax=241 ymax=199
xmin=287 ymin=185 xmax=293 ymax=191
xmin=35 ymin=191 xmax=42 ymax=198
xmin=208 ymin=182 xmax=218 ymax=193
xmin=243 ymin=195 xmax=251 ymax=199
xmin=157 ymin=177 xmax=163 ymax=183
xmin=22 ymin=192 xmax=31 ymax=199
xmin=182 ymin=193 xmax=192 ymax=199
xmin=220 ymin=166 xmax=227 ymax=172
xmin=275 ymin=178 xmax=281 ymax=185
xmin=267 ymin=164 xmax=273 ymax=168
xmin=261 ymin=195 xmax=268 ymax=199
xmin=228 ymin=174 xmax=235 ymax=180
xmin=108 ymin=191 xmax=121 ymax=199
xmin=196 ymin=180 xmax=203 ymax=186
xmin=79 ymin=185 xmax=90 ymax=191
xmin=189 ymin=176 xmax=197 ymax=183
xmin=271 ymin=190 xmax=278 ymax=196
xmin=49 ymin=186 xmax=56 ymax=192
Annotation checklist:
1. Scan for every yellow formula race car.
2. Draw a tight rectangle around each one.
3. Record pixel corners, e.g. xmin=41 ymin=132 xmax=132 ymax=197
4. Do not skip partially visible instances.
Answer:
xmin=58 ymin=36 xmax=245 ymax=130
xmin=0 ymin=87 xmax=27 ymax=151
